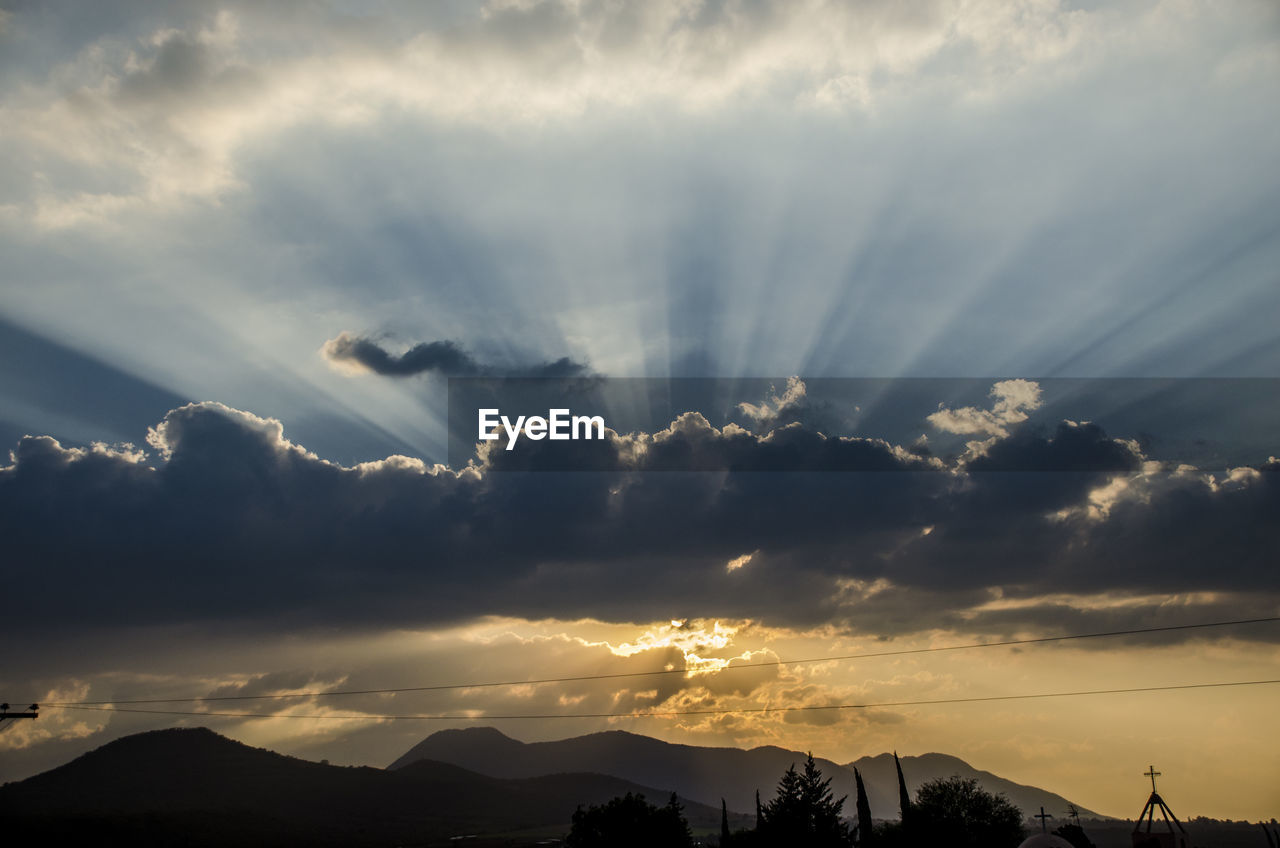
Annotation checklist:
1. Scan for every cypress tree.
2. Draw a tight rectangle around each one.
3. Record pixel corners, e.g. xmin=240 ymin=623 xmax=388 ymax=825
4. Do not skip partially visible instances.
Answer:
xmin=894 ymin=751 xmax=912 ymax=823
xmin=722 ymin=798 xmax=731 ymax=847
xmin=854 ymin=766 xmax=874 ymax=847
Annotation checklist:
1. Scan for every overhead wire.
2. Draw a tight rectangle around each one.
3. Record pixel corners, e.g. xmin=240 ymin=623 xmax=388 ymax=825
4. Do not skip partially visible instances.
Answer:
xmin=43 ymin=678 xmax=1280 ymax=721
xmin=38 ymin=614 xmax=1280 ymax=707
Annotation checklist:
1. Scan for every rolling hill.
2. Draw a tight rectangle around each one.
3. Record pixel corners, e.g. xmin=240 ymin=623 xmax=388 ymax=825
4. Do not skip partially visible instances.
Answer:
xmin=389 ymin=726 xmax=1106 ymax=820
xmin=0 ymin=727 xmax=732 ymax=846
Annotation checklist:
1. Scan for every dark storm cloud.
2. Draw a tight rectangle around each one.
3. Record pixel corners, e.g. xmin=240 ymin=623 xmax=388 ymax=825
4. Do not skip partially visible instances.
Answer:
xmin=322 ymin=332 xmax=588 ymax=378
xmin=2 ymin=387 xmax=1276 ymax=640
xmin=964 ymin=420 xmax=1144 ymax=473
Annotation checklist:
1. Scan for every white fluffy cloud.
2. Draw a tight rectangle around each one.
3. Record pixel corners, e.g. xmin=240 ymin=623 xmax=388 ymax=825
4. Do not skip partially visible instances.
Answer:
xmin=927 ymin=378 xmax=1043 ymax=438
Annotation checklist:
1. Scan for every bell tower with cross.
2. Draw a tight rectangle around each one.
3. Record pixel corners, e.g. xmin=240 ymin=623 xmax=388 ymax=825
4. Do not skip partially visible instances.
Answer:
xmin=1132 ymin=764 xmax=1190 ymax=848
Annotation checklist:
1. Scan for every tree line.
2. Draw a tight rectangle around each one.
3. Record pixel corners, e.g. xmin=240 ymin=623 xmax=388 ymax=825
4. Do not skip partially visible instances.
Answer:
xmin=565 ymin=751 xmax=1091 ymax=848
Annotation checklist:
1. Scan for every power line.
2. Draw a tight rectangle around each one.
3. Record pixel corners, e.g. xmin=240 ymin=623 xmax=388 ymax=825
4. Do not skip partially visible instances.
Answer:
xmin=40 ymin=615 xmax=1280 ymax=707
xmin=43 ymin=678 xmax=1280 ymax=721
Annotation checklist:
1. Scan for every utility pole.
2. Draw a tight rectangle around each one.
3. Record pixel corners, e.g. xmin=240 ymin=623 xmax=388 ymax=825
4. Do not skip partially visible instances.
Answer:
xmin=0 ymin=702 xmax=39 ymax=728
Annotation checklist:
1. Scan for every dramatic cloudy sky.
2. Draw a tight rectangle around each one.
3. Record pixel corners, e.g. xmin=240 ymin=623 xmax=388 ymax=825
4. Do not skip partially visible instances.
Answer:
xmin=2 ymin=0 xmax=1278 ymax=821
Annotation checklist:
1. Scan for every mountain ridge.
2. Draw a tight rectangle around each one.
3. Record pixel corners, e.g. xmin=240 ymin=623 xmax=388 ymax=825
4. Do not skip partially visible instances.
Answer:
xmin=0 ymin=727 xmax=737 ymax=846
xmin=390 ymin=726 xmax=1108 ymax=820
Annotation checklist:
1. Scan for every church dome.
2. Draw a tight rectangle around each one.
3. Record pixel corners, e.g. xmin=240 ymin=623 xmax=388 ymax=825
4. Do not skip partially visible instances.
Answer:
xmin=1017 ymin=835 xmax=1076 ymax=848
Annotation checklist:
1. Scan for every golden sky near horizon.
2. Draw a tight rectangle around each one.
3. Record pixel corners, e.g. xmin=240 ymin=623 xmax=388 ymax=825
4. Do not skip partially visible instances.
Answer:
xmin=8 ymin=614 xmax=1277 ymax=820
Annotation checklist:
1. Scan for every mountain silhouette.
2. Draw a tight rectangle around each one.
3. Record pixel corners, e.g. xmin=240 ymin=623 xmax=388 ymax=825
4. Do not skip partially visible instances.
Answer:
xmin=0 ymin=727 xmax=730 ymax=846
xmin=390 ymin=727 xmax=1105 ymax=820
xmin=845 ymin=751 xmax=1105 ymax=822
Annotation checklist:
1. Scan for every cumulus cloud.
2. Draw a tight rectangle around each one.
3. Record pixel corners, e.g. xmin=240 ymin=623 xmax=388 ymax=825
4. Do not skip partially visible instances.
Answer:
xmin=962 ymin=419 xmax=1143 ymax=472
xmin=927 ymin=378 xmax=1043 ymax=439
xmin=737 ymin=377 xmax=809 ymax=429
xmin=321 ymin=331 xmax=588 ymax=378
xmin=1 ymin=386 xmax=1275 ymax=642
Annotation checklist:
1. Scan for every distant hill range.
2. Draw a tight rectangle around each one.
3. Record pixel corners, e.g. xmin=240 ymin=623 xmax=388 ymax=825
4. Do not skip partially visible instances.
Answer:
xmin=390 ymin=726 xmax=1107 ymax=821
xmin=0 ymin=724 xmax=1111 ymax=846
xmin=0 ymin=727 xmax=738 ymax=847
xmin=10 ymin=725 xmax=1269 ymax=848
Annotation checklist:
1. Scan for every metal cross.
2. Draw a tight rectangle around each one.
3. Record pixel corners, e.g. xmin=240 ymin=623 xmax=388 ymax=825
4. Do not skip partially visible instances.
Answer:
xmin=1145 ymin=765 xmax=1161 ymax=793
xmin=1035 ymin=806 xmax=1052 ymax=833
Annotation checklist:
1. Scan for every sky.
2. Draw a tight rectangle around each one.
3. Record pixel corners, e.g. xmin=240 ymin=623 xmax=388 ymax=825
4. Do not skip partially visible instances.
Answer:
xmin=1 ymin=0 xmax=1278 ymax=823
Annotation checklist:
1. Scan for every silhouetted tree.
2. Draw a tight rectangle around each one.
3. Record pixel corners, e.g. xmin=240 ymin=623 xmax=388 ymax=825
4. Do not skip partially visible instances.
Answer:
xmin=758 ymin=754 xmax=853 ymax=847
xmin=894 ymin=751 xmax=911 ymax=823
xmin=722 ymin=798 xmax=732 ymax=846
xmin=724 ymin=791 xmax=766 ymax=847
xmin=854 ymin=766 xmax=875 ymax=847
xmin=761 ymin=762 xmax=804 ymax=836
xmin=911 ymin=776 xmax=1024 ymax=848
xmin=566 ymin=791 xmax=694 ymax=848
xmin=665 ymin=793 xmax=692 ymax=842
